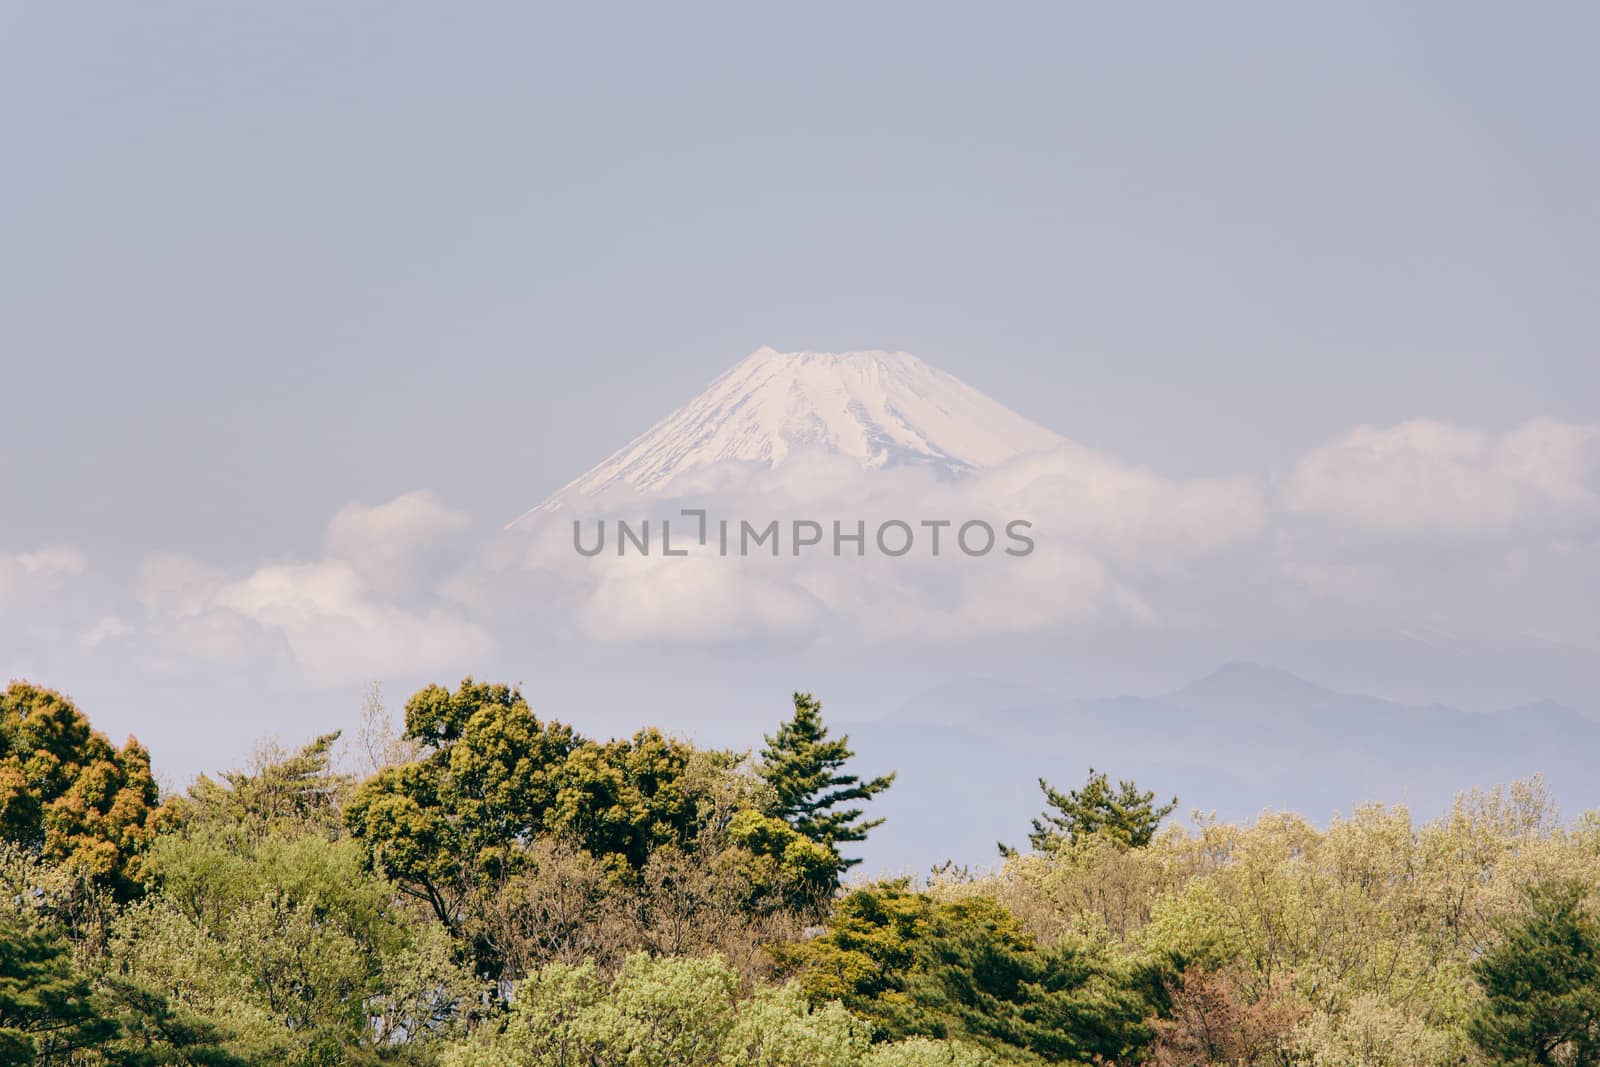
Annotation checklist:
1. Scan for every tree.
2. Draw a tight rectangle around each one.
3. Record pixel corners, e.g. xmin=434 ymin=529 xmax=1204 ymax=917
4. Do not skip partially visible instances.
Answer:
xmin=757 ymin=693 xmax=894 ymax=869
xmin=107 ymin=733 xmax=480 ymax=1067
xmin=0 ymin=683 xmax=162 ymax=900
xmin=1012 ymin=768 xmax=1176 ymax=854
xmin=118 ymin=823 xmax=477 ymax=1066
xmin=0 ymin=910 xmax=116 ymax=1065
xmin=349 ymin=681 xmax=834 ymax=983
xmin=91 ymin=977 xmax=248 ymax=1067
xmin=1470 ymin=880 xmax=1600 ymax=1067
xmin=784 ymin=882 xmax=1152 ymax=1063
xmin=346 ymin=680 xmax=717 ymax=932
xmin=178 ymin=732 xmax=348 ymax=839
xmin=1148 ymin=965 xmax=1304 ymax=1067
xmin=346 ymin=679 xmax=578 ymax=933
xmin=352 ymin=681 xmax=421 ymax=777
xmin=544 ymin=728 xmax=704 ymax=875
xmin=441 ymin=954 xmax=886 ymax=1067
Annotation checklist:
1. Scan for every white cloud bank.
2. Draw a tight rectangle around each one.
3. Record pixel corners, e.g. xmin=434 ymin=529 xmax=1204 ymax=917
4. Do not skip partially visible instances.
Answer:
xmin=1282 ymin=418 xmax=1600 ymax=539
xmin=5 ymin=419 xmax=1596 ymax=684
xmin=109 ymin=493 xmax=492 ymax=685
xmin=513 ymin=417 xmax=1597 ymax=649
xmin=530 ymin=442 xmax=1267 ymax=644
xmin=1272 ymin=418 xmax=1600 ymax=653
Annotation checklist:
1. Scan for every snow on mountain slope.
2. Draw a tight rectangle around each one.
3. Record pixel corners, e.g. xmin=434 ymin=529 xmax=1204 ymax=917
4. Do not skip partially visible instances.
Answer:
xmin=520 ymin=347 xmax=1065 ymax=517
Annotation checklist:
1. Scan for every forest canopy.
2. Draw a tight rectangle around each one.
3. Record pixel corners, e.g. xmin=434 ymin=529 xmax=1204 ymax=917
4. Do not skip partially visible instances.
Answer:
xmin=0 ymin=678 xmax=1596 ymax=1066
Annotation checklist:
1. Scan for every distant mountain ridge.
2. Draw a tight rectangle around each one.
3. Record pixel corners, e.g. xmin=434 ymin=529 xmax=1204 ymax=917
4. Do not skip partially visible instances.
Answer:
xmin=516 ymin=347 xmax=1064 ymax=520
xmin=839 ymin=662 xmax=1598 ymax=872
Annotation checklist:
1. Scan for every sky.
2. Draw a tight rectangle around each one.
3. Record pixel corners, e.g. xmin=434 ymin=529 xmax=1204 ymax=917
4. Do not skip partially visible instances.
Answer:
xmin=2 ymin=3 xmax=1598 ymax=790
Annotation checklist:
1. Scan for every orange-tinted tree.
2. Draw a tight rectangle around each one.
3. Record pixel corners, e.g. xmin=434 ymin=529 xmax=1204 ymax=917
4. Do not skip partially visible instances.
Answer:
xmin=0 ymin=682 xmax=161 ymax=899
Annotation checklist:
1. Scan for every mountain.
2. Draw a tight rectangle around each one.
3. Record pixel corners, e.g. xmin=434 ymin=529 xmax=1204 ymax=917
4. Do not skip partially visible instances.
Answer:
xmin=518 ymin=347 xmax=1064 ymax=518
xmin=839 ymin=662 xmax=1600 ymax=874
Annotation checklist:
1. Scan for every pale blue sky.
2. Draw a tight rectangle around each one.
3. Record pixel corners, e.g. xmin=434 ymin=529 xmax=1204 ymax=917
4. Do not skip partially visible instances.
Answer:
xmin=3 ymin=4 xmax=1599 ymax=798
xmin=4 ymin=3 xmax=1596 ymax=567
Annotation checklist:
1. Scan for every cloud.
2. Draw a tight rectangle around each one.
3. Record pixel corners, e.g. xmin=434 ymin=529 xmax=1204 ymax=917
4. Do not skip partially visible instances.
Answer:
xmin=1271 ymin=417 xmax=1600 ymax=653
xmin=117 ymin=496 xmax=491 ymax=685
xmin=126 ymin=554 xmax=279 ymax=672
xmin=967 ymin=443 xmax=1265 ymax=570
xmin=501 ymin=418 xmax=1600 ymax=649
xmin=9 ymin=416 xmax=1600 ymax=682
xmin=326 ymin=491 xmax=468 ymax=553
xmin=79 ymin=616 xmax=128 ymax=649
xmin=8 ymin=547 xmax=87 ymax=578
xmin=324 ymin=491 xmax=472 ymax=597
xmin=579 ymin=555 xmax=829 ymax=643
xmin=1281 ymin=417 xmax=1600 ymax=539
xmin=135 ymin=554 xmax=226 ymax=618
xmin=0 ymin=546 xmax=88 ymax=607
xmin=213 ymin=559 xmax=493 ymax=683
xmin=507 ymin=442 xmax=1267 ymax=644
xmin=0 ymin=547 xmax=100 ymax=645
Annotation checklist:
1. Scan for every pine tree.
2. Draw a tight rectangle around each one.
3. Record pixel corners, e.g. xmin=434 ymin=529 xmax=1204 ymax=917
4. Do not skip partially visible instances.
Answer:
xmin=1012 ymin=769 xmax=1176 ymax=854
xmin=1470 ymin=880 xmax=1600 ymax=1067
xmin=757 ymin=693 xmax=894 ymax=869
xmin=0 ymin=913 xmax=117 ymax=1065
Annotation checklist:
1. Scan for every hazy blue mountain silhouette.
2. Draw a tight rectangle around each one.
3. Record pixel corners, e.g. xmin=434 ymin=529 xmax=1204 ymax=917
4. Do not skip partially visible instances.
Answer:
xmin=842 ymin=662 xmax=1598 ymax=874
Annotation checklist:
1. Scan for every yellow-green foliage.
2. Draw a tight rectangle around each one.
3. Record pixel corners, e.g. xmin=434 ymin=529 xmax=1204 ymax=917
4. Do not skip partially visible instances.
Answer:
xmin=442 ymin=952 xmax=991 ymax=1067
xmin=861 ymin=1038 xmax=1002 ymax=1066
xmin=935 ymin=779 xmax=1600 ymax=1066
xmin=10 ymin=677 xmax=1597 ymax=1066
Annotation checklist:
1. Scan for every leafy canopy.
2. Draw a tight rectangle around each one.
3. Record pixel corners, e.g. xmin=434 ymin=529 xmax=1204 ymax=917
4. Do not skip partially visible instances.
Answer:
xmin=440 ymin=952 xmax=993 ymax=1067
xmin=347 ymin=680 xmax=844 ymax=981
xmin=122 ymin=733 xmax=477 ymax=1067
xmin=180 ymin=731 xmax=349 ymax=837
xmin=345 ymin=679 xmax=580 ymax=933
xmin=0 ymin=683 xmax=162 ymax=900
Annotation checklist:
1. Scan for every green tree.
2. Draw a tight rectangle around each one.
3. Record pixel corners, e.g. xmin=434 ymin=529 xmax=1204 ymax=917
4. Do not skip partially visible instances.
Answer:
xmin=115 ymin=736 xmax=479 ymax=1067
xmin=861 ymin=1038 xmax=999 ymax=1066
xmin=349 ymin=681 xmax=833 ymax=982
xmin=786 ymin=883 xmax=1152 ymax=1063
xmin=719 ymin=808 xmax=842 ymax=913
xmin=1470 ymin=880 xmax=1600 ymax=1067
xmin=1012 ymin=769 xmax=1176 ymax=854
xmin=757 ymin=693 xmax=894 ymax=870
xmin=440 ymin=954 xmax=882 ymax=1067
xmin=0 ymin=683 xmax=162 ymax=900
xmin=346 ymin=679 xmax=578 ymax=932
xmin=0 ymin=846 xmax=249 ymax=1067
xmin=0 ymin=910 xmax=116 ymax=1065
xmin=544 ymin=729 xmax=704 ymax=875
xmin=346 ymin=681 xmax=719 ymax=928
xmin=91 ymin=977 xmax=247 ymax=1067
xmin=178 ymin=732 xmax=348 ymax=839
xmin=114 ymin=828 xmax=477 ymax=1066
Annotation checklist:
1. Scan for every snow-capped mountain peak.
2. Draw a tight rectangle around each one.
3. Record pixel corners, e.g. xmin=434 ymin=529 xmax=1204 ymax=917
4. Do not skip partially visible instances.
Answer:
xmin=521 ymin=347 xmax=1064 ymax=516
